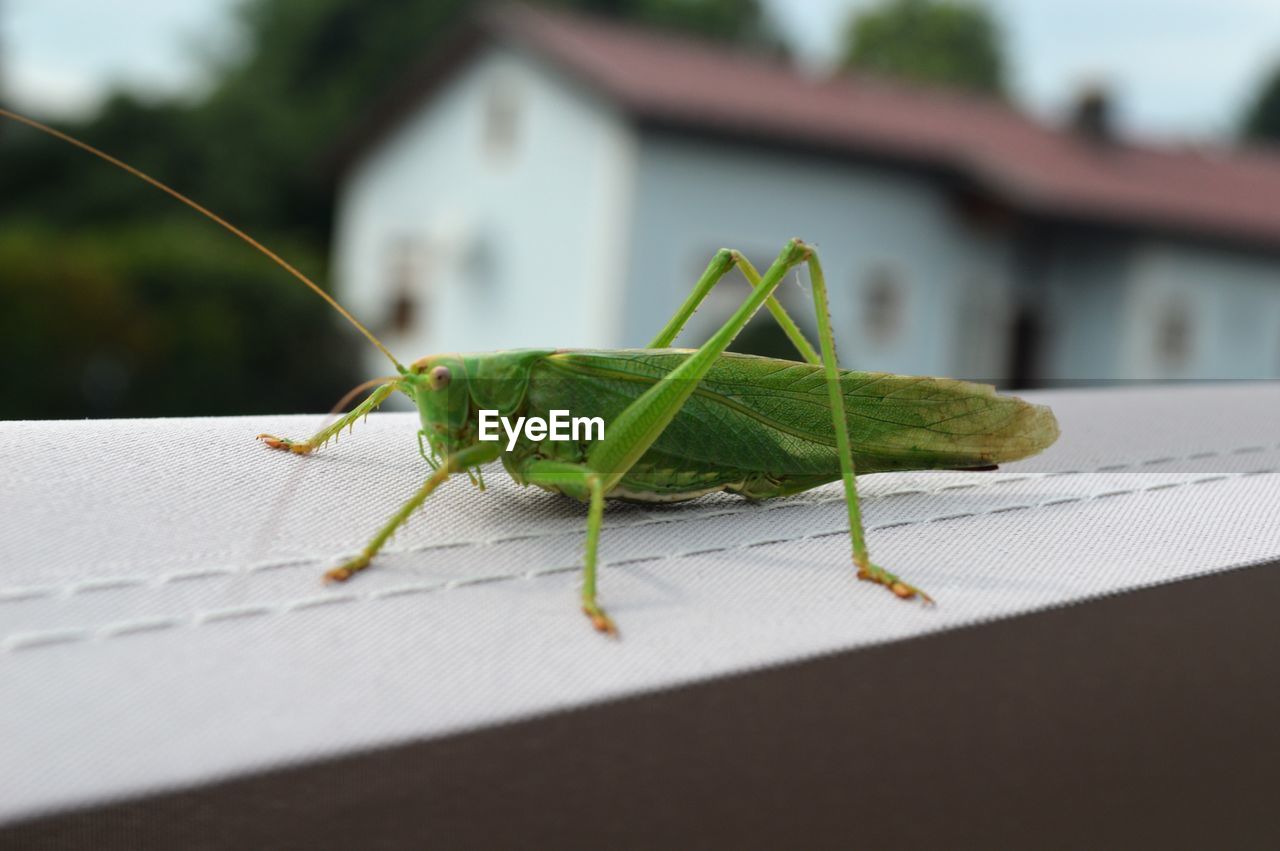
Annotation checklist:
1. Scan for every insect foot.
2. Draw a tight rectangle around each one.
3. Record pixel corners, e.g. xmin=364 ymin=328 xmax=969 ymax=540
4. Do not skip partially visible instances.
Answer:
xmin=256 ymin=434 xmax=313 ymax=454
xmin=582 ymin=603 xmax=620 ymax=639
xmin=856 ymin=562 xmax=935 ymax=606
xmin=324 ymin=555 xmax=369 ymax=583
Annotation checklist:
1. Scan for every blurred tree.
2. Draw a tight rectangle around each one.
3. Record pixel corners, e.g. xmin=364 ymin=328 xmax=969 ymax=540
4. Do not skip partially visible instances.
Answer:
xmin=0 ymin=223 xmax=350 ymax=419
xmin=1241 ymin=63 xmax=1280 ymax=144
xmin=839 ymin=0 xmax=1006 ymax=95
xmin=548 ymin=0 xmax=780 ymax=49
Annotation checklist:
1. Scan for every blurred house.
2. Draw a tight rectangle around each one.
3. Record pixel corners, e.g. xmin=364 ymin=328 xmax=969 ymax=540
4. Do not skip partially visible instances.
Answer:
xmin=331 ymin=3 xmax=1280 ymax=383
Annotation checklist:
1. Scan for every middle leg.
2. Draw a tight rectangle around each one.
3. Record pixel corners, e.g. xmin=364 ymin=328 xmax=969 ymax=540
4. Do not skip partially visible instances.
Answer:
xmin=324 ymin=441 xmax=501 ymax=582
xmin=520 ymin=460 xmax=616 ymax=636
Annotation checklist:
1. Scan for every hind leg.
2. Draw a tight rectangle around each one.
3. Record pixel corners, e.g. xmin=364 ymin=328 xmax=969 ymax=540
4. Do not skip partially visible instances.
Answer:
xmin=648 ymin=249 xmax=821 ymax=363
xmin=799 ymin=251 xmax=931 ymax=603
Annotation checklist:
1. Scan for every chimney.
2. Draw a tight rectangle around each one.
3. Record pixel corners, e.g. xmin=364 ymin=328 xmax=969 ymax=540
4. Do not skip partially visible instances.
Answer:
xmin=1070 ymin=83 xmax=1114 ymax=143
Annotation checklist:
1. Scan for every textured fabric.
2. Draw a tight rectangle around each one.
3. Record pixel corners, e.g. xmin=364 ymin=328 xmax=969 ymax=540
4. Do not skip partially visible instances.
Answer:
xmin=2 ymin=383 xmax=1279 ymax=822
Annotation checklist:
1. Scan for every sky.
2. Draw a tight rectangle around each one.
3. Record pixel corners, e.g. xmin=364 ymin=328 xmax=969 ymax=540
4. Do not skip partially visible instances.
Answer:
xmin=2 ymin=0 xmax=1278 ymax=142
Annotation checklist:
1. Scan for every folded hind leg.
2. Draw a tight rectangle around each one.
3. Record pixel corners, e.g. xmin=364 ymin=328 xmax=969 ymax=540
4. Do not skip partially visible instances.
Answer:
xmin=648 ymin=249 xmax=821 ymax=364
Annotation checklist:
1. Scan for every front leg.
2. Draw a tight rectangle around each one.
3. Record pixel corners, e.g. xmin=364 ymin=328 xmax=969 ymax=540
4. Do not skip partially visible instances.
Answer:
xmin=258 ymin=380 xmax=402 ymax=454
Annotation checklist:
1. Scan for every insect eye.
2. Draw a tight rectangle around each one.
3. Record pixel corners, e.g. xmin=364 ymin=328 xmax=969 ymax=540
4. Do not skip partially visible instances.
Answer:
xmin=429 ymin=365 xmax=451 ymax=390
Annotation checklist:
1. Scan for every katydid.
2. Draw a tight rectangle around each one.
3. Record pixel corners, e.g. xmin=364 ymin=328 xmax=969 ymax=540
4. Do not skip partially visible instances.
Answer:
xmin=2 ymin=108 xmax=1060 ymax=637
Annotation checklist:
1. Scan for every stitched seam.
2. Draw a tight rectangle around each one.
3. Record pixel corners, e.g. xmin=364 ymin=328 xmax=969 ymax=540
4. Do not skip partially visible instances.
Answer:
xmin=2 ymin=441 xmax=1275 ymax=604
xmin=3 ymin=464 xmax=1273 ymax=652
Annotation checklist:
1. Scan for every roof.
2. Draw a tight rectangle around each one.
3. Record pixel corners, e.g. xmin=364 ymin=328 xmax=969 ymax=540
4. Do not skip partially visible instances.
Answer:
xmin=337 ymin=2 xmax=1280 ymax=250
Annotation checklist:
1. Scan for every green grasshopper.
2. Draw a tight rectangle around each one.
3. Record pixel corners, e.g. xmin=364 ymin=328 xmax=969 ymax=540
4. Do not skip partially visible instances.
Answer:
xmin=3 ymin=108 xmax=1059 ymax=636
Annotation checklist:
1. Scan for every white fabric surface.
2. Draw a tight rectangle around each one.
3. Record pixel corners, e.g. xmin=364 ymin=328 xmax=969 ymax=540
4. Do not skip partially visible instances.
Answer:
xmin=2 ymin=383 xmax=1279 ymax=821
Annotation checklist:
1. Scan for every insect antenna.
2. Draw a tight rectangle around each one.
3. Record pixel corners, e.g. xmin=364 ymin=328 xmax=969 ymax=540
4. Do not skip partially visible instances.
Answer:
xmin=0 ymin=107 xmax=406 ymax=374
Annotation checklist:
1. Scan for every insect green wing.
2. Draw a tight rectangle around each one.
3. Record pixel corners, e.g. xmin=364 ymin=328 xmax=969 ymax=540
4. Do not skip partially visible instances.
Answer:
xmin=534 ymin=349 xmax=1058 ymax=477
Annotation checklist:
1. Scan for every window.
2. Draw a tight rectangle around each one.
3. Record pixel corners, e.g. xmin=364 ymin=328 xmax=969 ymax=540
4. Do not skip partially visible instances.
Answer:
xmin=1155 ymin=299 xmax=1192 ymax=368
xmin=463 ymin=232 xmax=498 ymax=291
xmin=483 ymin=72 xmax=521 ymax=163
xmin=862 ymin=266 xmax=905 ymax=345
xmin=386 ymin=237 xmax=428 ymax=336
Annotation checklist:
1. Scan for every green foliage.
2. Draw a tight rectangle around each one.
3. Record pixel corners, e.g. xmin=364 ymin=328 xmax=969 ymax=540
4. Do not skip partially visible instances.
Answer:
xmin=545 ymin=0 xmax=780 ymax=48
xmin=1241 ymin=63 xmax=1280 ymax=144
xmin=194 ymin=0 xmax=476 ymax=238
xmin=840 ymin=0 xmax=1006 ymax=95
xmin=0 ymin=96 xmax=210 ymax=230
xmin=0 ymin=223 xmax=360 ymax=418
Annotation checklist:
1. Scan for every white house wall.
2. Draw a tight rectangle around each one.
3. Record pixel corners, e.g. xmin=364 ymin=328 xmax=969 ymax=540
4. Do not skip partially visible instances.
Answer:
xmin=1042 ymin=235 xmax=1280 ymax=380
xmin=1121 ymin=241 xmax=1280 ymax=379
xmin=332 ymin=45 xmax=634 ymax=377
xmin=621 ymin=135 xmax=1015 ymax=379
